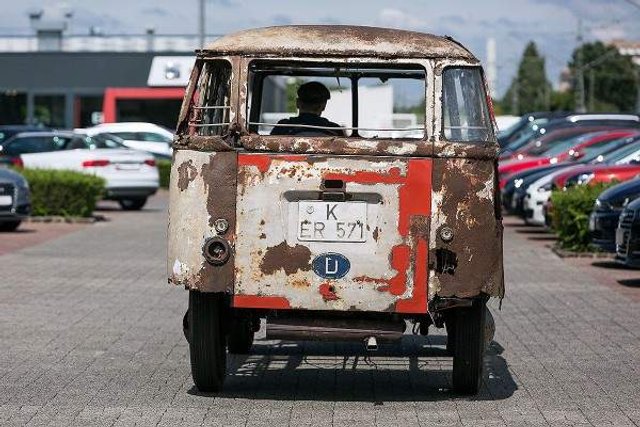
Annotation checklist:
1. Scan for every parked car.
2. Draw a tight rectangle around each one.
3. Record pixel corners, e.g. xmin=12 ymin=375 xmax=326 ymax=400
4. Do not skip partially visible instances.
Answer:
xmin=84 ymin=122 xmax=173 ymax=159
xmin=1 ymin=131 xmax=159 ymax=210
xmin=499 ymin=129 xmax=638 ymax=178
xmin=500 ymin=114 xmax=640 ymax=158
xmin=615 ymin=197 xmax=640 ymax=267
xmin=0 ymin=167 xmax=30 ymax=231
xmin=501 ymin=163 xmax=569 ymax=213
xmin=498 ymin=111 xmax=571 ymax=148
xmin=0 ymin=125 xmax=49 ymax=144
xmin=590 ymin=178 xmax=640 ymax=252
xmin=520 ymin=138 xmax=640 ymax=225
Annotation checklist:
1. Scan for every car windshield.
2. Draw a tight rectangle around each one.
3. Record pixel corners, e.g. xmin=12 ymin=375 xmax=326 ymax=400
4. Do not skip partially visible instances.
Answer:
xmin=88 ymin=133 xmax=127 ymax=149
xmin=582 ymin=136 xmax=634 ymax=163
xmin=502 ymin=119 xmax=548 ymax=152
xmin=603 ymin=139 xmax=640 ymax=163
xmin=538 ymin=133 xmax=596 ymax=157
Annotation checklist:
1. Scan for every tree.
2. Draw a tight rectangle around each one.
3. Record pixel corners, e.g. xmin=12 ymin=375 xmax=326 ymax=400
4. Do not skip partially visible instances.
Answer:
xmin=502 ymin=41 xmax=552 ymax=115
xmin=569 ymin=41 xmax=638 ymax=113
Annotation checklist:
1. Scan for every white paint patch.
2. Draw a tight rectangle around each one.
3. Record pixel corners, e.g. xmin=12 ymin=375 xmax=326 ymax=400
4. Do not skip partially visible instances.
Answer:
xmin=475 ymin=176 xmax=494 ymax=201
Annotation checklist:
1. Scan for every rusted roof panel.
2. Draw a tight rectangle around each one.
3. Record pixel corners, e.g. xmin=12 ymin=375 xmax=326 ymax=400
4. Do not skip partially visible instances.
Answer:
xmin=202 ymin=25 xmax=476 ymax=60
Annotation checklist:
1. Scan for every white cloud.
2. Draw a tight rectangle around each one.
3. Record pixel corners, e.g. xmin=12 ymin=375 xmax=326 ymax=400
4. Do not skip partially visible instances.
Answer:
xmin=376 ymin=8 xmax=426 ymax=30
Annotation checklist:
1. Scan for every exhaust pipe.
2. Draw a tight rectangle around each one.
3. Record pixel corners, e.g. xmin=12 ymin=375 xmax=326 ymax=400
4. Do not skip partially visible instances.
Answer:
xmin=365 ymin=336 xmax=378 ymax=351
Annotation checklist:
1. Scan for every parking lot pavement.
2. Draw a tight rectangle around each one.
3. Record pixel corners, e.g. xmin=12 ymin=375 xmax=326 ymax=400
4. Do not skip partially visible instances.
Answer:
xmin=1 ymin=198 xmax=639 ymax=427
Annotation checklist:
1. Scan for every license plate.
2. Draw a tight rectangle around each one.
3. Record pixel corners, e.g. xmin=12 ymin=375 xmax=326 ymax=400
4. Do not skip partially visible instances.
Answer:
xmin=616 ymin=228 xmax=626 ymax=246
xmin=298 ymin=201 xmax=366 ymax=242
xmin=116 ymin=164 xmax=140 ymax=171
xmin=0 ymin=195 xmax=12 ymax=206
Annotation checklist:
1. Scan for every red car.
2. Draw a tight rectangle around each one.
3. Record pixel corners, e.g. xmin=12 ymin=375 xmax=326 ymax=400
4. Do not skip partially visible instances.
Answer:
xmin=554 ymin=164 xmax=640 ymax=188
xmin=498 ymin=130 xmax=638 ymax=182
xmin=499 ymin=126 xmax=612 ymax=161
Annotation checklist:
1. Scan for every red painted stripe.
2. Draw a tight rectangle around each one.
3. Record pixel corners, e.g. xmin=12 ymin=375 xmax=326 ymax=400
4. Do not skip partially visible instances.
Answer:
xmin=233 ymin=295 xmax=291 ymax=309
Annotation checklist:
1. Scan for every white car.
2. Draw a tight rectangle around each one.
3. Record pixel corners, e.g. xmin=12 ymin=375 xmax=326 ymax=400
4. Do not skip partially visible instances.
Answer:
xmin=3 ymin=131 xmax=159 ymax=210
xmin=523 ymin=170 xmax=566 ymax=226
xmin=82 ymin=122 xmax=173 ymax=159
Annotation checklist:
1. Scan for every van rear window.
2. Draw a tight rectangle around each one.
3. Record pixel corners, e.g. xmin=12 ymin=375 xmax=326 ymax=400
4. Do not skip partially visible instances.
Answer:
xmin=247 ymin=61 xmax=426 ymax=139
xmin=442 ymin=67 xmax=493 ymax=143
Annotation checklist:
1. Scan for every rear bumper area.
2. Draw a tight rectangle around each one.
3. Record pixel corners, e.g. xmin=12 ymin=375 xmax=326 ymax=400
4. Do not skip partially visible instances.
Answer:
xmin=0 ymin=203 xmax=30 ymax=222
xmin=105 ymin=186 xmax=158 ymax=199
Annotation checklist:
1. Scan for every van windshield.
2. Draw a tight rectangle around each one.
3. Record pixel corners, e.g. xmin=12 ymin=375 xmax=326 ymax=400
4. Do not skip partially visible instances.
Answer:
xmin=247 ymin=61 xmax=426 ymax=139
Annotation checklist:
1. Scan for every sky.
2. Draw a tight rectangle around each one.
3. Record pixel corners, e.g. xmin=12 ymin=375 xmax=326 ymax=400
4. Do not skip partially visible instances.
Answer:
xmin=0 ymin=0 xmax=639 ymax=98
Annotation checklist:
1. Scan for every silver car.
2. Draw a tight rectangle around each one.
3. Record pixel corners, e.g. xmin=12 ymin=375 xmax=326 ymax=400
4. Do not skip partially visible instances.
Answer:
xmin=0 ymin=167 xmax=30 ymax=231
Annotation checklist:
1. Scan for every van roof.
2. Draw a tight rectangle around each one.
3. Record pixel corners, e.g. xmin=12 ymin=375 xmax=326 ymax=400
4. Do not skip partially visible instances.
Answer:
xmin=202 ymin=25 xmax=477 ymax=60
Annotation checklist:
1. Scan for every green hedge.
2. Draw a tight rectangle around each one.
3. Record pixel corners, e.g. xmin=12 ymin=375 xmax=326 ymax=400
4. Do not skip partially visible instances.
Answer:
xmin=20 ymin=168 xmax=106 ymax=217
xmin=550 ymin=182 xmax=614 ymax=251
xmin=158 ymin=160 xmax=171 ymax=189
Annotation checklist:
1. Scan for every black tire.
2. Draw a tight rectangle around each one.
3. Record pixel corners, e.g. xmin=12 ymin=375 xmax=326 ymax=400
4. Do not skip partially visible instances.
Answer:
xmin=227 ymin=318 xmax=255 ymax=354
xmin=118 ymin=197 xmax=147 ymax=211
xmin=188 ymin=291 xmax=227 ymax=392
xmin=445 ymin=316 xmax=456 ymax=356
xmin=451 ymin=300 xmax=486 ymax=395
xmin=0 ymin=220 xmax=21 ymax=232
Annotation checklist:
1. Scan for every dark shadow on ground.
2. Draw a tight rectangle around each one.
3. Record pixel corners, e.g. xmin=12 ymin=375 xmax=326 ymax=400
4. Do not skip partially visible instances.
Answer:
xmin=526 ymin=235 xmax=557 ymax=242
xmin=5 ymin=228 xmax=36 ymax=234
xmin=618 ymin=279 xmax=640 ymax=287
xmin=591 ymin=261 xmax=630 ymax=269
xmin=515 ymin=228 xmax=551 ymax=235
xmin=188 ymin=337 xmax=516 ymax=402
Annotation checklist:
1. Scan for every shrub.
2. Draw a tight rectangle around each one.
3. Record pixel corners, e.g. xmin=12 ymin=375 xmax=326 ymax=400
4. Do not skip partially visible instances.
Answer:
xmin=550 ymin=182 xmax=614 ymax=251
xmin=158 ymin=160 xmax=171 ymax=189
xmin=20 ymin=168 xmax=105 ymax=217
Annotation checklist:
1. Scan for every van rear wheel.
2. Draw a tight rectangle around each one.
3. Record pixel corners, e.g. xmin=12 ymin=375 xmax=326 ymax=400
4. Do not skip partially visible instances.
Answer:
xmin=451 ymin=299 xmax=486 ymax=395
xmin=188 ymin=291 xmax=227 ymax=392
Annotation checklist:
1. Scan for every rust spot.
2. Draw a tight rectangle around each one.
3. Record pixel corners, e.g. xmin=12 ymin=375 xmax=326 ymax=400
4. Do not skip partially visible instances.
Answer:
xmin=372 ymin=227 xmax=379 ymax=242
xmin=290 ymin=278 xmax=310 ymax=288
xmin=176 ymin=160 xmax=198 ymax=191
xmin=259 ymin=233 xmax=266 ymax=239
xmin=319 ymin=282 xmax=339 ymax=301
xmin=260 ymin=241 xmax=312 ymax=275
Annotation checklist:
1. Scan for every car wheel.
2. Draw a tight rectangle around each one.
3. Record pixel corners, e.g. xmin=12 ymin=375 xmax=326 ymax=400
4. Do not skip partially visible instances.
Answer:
xmin=188 ymin=291 xmax=227 ymax=392
xmin=0 ymin=220 xmax=21 ymax=232
xmin=451 ymin=299 xmax=486 ymax=395
xmin=227 ymin=318 xmax=255 ymax=354
xmin=118 ymin=197 xmax=147 ymax=211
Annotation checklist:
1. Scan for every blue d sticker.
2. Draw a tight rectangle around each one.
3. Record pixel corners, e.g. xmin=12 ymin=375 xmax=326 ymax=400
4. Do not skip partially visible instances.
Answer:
xmin=312 ymin=253 xmax=350 ymax=279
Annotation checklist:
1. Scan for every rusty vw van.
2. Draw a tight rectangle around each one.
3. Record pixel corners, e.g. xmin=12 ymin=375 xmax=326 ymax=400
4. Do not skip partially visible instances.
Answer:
xmin=168 ymin=25 xmax=504 ymax=394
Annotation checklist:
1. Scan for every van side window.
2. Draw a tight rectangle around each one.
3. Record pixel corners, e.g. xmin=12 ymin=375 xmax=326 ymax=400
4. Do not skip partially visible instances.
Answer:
xmin=188 ymin=60 xmax=232 ymax=136
xmin=442 ymin=67 xmax=493 ymax=143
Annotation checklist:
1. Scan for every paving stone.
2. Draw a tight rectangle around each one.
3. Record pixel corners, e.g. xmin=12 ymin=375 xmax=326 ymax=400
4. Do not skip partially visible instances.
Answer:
xmin=0 ymin=194 xmax=639 ymax=426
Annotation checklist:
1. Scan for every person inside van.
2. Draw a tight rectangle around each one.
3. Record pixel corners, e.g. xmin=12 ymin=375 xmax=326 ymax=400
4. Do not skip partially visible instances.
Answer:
xmin=270 ymin=81 xmax=345 ymax=136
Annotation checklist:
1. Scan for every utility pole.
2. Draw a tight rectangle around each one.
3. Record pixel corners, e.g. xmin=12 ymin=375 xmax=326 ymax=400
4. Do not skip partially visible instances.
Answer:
xmin=199 ymin=0 xmax=205 ymax=49
xmin=511 ymin=78 xmax=519 ymax=115
xmin=589 ymin=69 xmax=595 ymax=112
xmin=575 ymin=19 xmax=586 ymax=113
